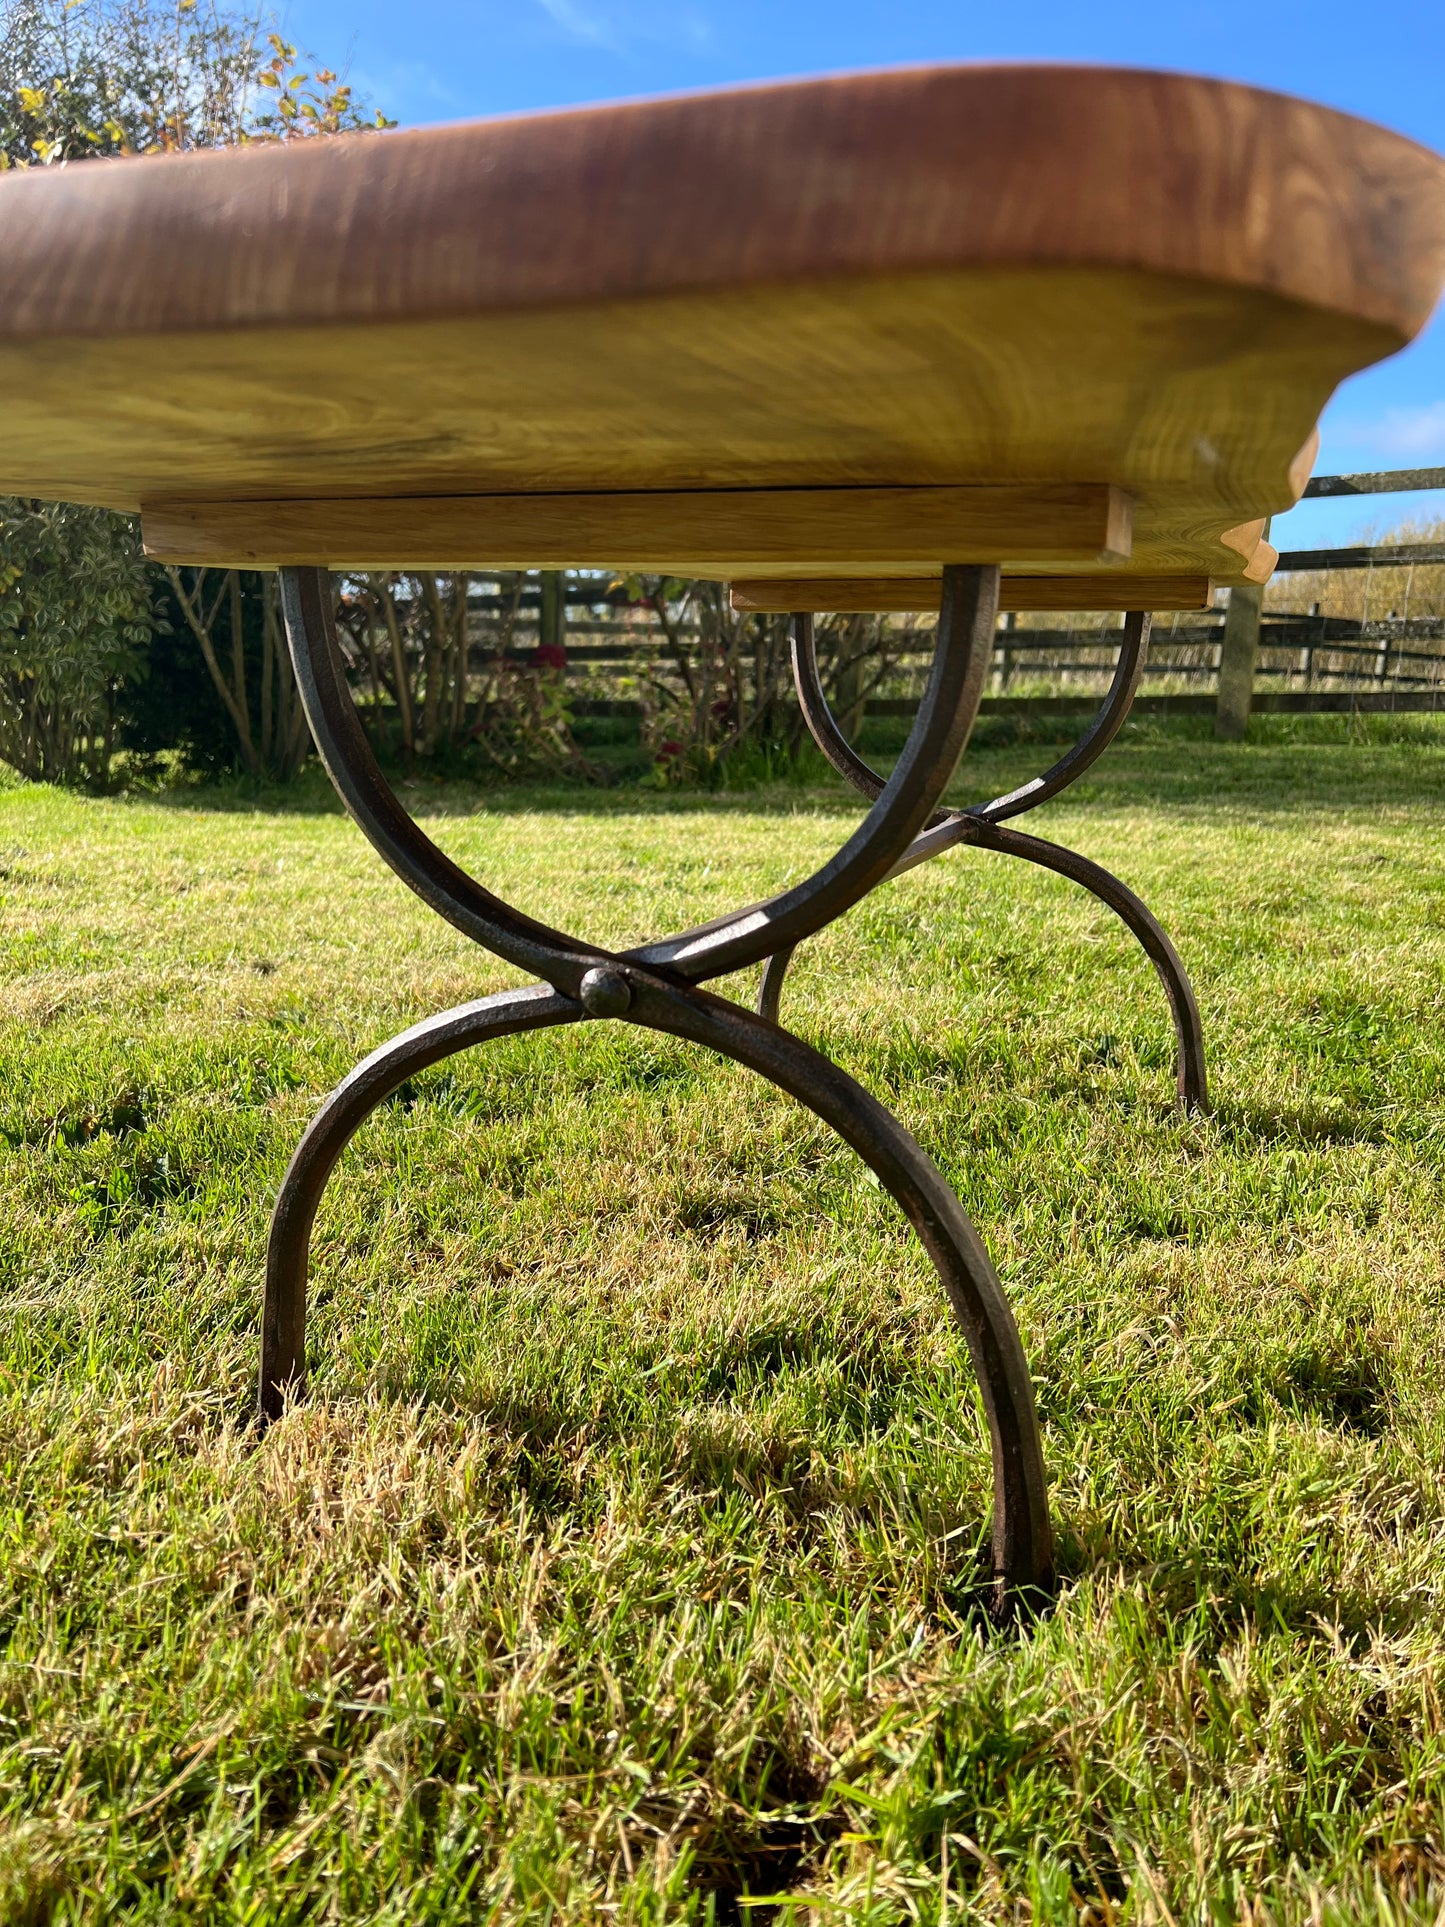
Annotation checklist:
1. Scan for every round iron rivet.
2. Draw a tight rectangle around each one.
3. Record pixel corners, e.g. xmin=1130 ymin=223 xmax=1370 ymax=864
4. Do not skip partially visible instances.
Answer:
xmin=578 ymin=966 xmax=633 ymax=1017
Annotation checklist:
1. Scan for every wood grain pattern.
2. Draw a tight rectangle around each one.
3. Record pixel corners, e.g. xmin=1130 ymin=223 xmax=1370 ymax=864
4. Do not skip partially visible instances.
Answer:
xmin=12 ymin=270 xmax=1375 ymax=581
xmin=729 ymin=574 xmax=1217 ymax=614
xmin=2 ymin=67 xmax=1441 ymax=343
xmin=140 ymin=484 xmax=1132 ymax=572
xmin=0 ymin=66 xmax=1440 ymax=582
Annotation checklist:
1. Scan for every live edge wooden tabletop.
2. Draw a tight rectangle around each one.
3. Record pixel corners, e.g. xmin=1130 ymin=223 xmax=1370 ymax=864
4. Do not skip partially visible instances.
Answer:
xmin=1 ymin=65 xmax=1443 ymax=609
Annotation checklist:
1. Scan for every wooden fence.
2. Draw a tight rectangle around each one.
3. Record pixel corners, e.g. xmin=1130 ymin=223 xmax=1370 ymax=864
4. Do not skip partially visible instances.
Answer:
xmin=454 ymin=466 xmax=1445 ymax=725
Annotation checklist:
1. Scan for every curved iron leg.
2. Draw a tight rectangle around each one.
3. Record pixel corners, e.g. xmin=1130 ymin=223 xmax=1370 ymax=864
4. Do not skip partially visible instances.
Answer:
xmin=626 ymin=968 xmax=1052 ymax=1606
xmin=974 ymin=609 xmax=1151 ymax=824
xmin=956 ymin=821 xmax=1208 ymax=1112
xmin=784 ymin=610 xmax=1207 ymax=1110
xmin=757 ymin=830 xmax=1208 ymax=1112
xmin=259 ymin=969 xmax=1052 ymax=1606
xmin=790 ymin=608 xmax=1150 ymax=821
xmin=280 ymin=564 xmax=997 ymax=991
xmin=259 ymin=985 xmax=582 ymax=1419
xmin=757 ymin=943 xmax=795 ymax=1022
xmin=266 ymin=562 xmax=1052 ymax=1606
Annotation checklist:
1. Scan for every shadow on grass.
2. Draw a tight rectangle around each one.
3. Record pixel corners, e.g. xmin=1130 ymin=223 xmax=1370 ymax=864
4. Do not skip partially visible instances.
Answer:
xmin=1212 ymin=1099 xmax=1394 ymax=1150
xmin=122 ymin=711 xmax=1445 ymax=826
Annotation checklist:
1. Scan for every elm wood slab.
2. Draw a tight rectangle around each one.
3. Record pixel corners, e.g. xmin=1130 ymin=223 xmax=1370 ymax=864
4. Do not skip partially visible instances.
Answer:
xmin=0 ymin=67 xmax=1442 ymax=585
xmin=141 ymin=482 xmax=1135 ymax=574
xmin=8 ymin=67 xmax=1443 ymax=1611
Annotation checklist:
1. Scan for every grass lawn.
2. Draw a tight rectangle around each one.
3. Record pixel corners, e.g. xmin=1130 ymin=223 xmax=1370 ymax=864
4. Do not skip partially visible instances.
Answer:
xmin=2 ymin=713 xmax=1445 ymax=1922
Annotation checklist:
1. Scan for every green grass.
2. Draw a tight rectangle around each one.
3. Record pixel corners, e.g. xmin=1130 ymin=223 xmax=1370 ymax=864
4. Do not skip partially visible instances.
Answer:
xmin=2 ymin=713 xmax=1445 ymax=1922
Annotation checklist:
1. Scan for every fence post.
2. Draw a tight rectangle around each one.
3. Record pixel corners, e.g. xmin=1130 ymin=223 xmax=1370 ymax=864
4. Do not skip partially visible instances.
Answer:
xmin=1215 ymin=580 xmax=1264 ymax=739
xmin=539 ymin=570 xmax=566 ymax=657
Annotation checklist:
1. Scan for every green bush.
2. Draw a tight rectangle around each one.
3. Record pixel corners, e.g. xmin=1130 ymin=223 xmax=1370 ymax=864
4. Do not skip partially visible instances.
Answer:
xmin=0 ymin=498 xmax=157 ymax=786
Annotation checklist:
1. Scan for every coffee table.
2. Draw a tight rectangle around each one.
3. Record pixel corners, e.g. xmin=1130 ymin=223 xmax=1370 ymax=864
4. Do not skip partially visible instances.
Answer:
xmin=4 ymin=65 xmax=1441 ymax=1607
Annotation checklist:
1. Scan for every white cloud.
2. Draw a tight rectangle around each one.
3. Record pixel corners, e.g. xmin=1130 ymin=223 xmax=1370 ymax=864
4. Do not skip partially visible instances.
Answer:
xmin=531 ymin=0 xmax=713 ymax=57
xmin=1350 ymin=401 xmax=1445 ymax=458
xmin=534 ymin=0 xmax=625 ymax=50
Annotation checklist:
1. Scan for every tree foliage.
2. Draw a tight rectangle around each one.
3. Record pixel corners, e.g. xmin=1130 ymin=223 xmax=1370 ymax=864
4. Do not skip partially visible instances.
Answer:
xmin=337 ymin=574 xmax=604 ymax=782
xmin=0 ymin=500 xmax=155 ymax=783
xmin=0 ymin=0 xmax=391 ymax=783
xmin=167 ymin=568 xmax=310 ymax=780
xmin=622 ymin=577 xmax=915 ymax=783
xmin=1 ymin=0 xmax=390 ymax=169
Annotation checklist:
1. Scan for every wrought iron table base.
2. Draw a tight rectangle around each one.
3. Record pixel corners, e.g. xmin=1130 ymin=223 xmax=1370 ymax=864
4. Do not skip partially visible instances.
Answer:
xmin=762 ymin=610 xmax=1209 ymax=1115
xmin=258 ymin=562 xmax=1208 ymax=1610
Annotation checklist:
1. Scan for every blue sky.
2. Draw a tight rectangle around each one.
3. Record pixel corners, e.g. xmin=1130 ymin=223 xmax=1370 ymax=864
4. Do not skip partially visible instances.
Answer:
xmin=281 ymin=0 xmax=1445 ymax=549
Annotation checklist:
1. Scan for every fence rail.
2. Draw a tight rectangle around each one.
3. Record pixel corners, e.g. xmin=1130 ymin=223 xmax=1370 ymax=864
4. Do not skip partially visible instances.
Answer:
xmin=1273 ymin=541 xmax=1445 ymax=570
xmin=430 ymin=467 xmax=1445 ymax=728
xmin=489 ymin=614 xmax=1445 ymax=701
xmin=1218 ymin=465 xmax=1445 ymax=726
xmin=1301 ymin=467 xmax=1445 ymax=497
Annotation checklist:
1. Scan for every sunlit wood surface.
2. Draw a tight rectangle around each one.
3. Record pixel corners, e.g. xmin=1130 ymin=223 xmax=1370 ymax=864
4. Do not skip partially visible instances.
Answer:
xmin=0 ymin=65 xmax=1441 ymax=588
